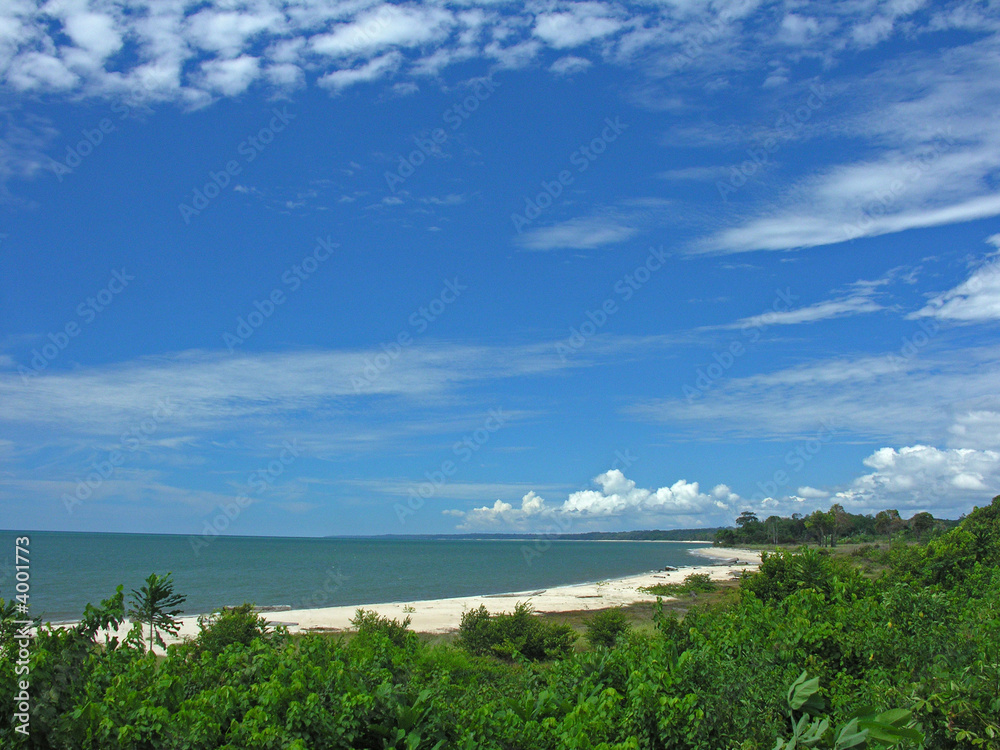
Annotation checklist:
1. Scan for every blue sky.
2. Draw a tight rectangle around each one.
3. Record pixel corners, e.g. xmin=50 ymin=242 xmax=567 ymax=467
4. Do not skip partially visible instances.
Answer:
xmin=1 ymin=0 xmax=999 ymax=537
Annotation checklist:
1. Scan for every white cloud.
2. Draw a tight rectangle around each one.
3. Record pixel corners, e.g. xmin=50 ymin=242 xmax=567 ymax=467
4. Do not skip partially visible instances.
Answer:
xmin=834 ymin=445 xmax=1000 ymax=514
xmin=776 ymin=14 xmax=822 ymax=46
xmin=549 ymin=55 xmax=592 ymax=75
xmin=533 ymin=6 xmax=624 ymax=49
xmin=63 ymin=12 xmax=122 ymax=59
xmin=198 ymin=55 xmax=260 ymax=96
xmin=657 ymin=165 xmax=731 ymax=181
xmin=451 ymin=469 xmax=741 ymax=528
xmin=318 ymin=52 xmax=401 ymax=91
xmin=485 ymin=38 xmax=542 ymax=69
xmin=911 ymin=255 xmax=1000 ymax=323
xmin=516 ymin=216 xmax=638 ymax=251
xmin=631 ymin=342 xmax=1000 ymax=449
xmin=724 ymin=294 xmax=882 ymax=329
xmin=265 ymin=63 xmax=304 ymax=88
xmin=0 ymin=0 xmax=985 ymax=117
xmin=7 ymin=52 xmax=79 ymax=91
xmin=453 ymin=443 xmax=997 ymax=530
xmin=704 ymin=194 xmax=1000 ymax=254
xmin=311 ymin=6 xmax=454 ymax=58
xmin=698 ymin=36 xmax=1000 ymax=254
xmin=0 ymin=342 xmax=590 ymax=436
xmin=797 ymin=486 xmax=829 ymax=498
xmin=187 ymin=10 xmax=283 ymax=56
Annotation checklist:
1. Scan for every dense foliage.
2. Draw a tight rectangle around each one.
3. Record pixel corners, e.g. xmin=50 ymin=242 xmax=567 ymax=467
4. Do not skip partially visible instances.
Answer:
xmin=458 ymin=601 xmax=576 ymax=661
xmin=717 ymin=506 xmax=959 ymax=548
xmin=583 ymin=608 xmax=631 ymax=649
xmin=194 ymin=604 xmax=273 ymax=657
xmin=2 ymin=496 xmax=998 ymax=749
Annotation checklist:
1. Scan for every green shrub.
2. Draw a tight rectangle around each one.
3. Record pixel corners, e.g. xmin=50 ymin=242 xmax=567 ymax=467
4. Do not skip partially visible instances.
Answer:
xmin=195 ymin=602 xmax=272 ymax=655
xmin=350 ymin=608 xmax=416 ymax=649
xmin=584 ymin=607 xmax=631 ymax=648
xmin=741 ymin=547 xmax=868 ymax=603
xmin=641 ymin=571 xmax=719 ymax=597
xmin=458 ymin=601 xmax=575 ymax=661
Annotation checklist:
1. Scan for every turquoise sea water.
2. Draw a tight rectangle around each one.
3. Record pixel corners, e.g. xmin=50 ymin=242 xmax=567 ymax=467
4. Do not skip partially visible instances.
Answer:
xmin=1 ymin=531 xmax=711 ymax=622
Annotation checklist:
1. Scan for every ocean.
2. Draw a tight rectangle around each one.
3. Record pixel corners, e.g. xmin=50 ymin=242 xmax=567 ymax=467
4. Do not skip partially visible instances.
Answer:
xmin=2 ymin=531 xmax=711 ymax=622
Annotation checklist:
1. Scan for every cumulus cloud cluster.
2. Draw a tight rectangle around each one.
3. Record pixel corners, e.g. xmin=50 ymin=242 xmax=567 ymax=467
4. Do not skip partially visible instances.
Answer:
xmin=451 ymin=468 xmax=740 ymax=528
xmin=449 ymin=446 xmax=1000 ymax=530
xmin=834 ymin=445 xmax=1000 ymax=512
xmin=0 ymin=0 xmax=976 ymax=106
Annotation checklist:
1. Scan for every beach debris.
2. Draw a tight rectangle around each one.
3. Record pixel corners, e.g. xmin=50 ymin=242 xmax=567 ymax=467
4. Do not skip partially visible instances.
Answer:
xmin=662 ymin=566 xmax=678 ymax=571
xmin=252 ymin=605 xmax=292 ymax=612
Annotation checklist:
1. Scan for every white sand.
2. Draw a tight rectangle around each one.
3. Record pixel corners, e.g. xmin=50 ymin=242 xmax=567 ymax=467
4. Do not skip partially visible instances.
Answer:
xmin=688 ymin=546 xmax=763 ymax=565
xmin=70 ymin=550 xmax=758 ymax=652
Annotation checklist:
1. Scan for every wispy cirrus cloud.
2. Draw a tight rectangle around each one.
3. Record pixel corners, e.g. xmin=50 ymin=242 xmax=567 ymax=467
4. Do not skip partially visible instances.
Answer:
xmin=697 ymin=36 xmax=1000 ymax=254
xmin=910 ymin=250 xmax=1000 ymax=323
xmin=0 ymin=343 xmax=572 ymax=435
xmin=515 ymin=215 xmax=639 ymax=251
xmin=630 ymin=341 xmax=1000 ymax=449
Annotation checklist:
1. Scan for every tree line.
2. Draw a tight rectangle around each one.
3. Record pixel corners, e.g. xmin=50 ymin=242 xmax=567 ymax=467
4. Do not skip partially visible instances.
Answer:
xmin=716 ymin=504 xmax=958 ymax=547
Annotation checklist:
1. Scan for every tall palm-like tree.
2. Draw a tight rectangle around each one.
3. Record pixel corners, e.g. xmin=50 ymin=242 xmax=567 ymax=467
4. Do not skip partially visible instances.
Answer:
xmin=128 ymin=573 xmax=186 ymax=651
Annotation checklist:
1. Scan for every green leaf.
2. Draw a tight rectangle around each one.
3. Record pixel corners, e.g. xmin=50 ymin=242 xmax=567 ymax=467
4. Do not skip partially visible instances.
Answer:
xmin=833 ymin=719 xmax=868 ymax=749
xmin=788 ymin=672 xmax=822 ymax=711
xmin=874 ymin=709 xmax=910 ymax=726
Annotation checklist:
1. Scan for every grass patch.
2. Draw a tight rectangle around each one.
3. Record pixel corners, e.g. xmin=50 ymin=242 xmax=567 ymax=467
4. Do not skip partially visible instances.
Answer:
xmin=639 ymin=572 xmax=719 ymax=597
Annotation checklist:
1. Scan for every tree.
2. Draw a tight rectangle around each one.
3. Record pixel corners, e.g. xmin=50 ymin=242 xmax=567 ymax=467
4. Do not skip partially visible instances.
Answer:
xmin=715 ymin=527 xmax=738 ymax=546
xmin=910 ymin=511 xmax=935 ymax=542
xmin=804 ymin=510 xmax=832 ymax=546
xmin=765 ymin=515 xmax=782 ymax=545
xmin=875 ymin=509 xmax=903 ymax=545
xmin=128 ymin=573 xmax=186 ymax=651
xmin=829 ymin=504 xmax=853 ymax=547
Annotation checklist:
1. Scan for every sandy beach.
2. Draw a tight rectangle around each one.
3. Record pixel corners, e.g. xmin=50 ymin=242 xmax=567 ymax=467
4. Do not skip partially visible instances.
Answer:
xmin=85 ymin=546 xmax=761 ymax=650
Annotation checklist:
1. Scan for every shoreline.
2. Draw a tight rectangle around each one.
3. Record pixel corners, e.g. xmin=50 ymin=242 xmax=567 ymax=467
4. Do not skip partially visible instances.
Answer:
xmin=77 ymin=549 xmax=761 ymax=650
xmin=687 ymin=546 xmax=763 ymax=564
